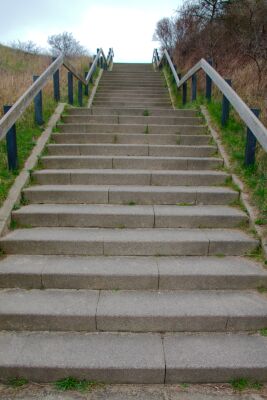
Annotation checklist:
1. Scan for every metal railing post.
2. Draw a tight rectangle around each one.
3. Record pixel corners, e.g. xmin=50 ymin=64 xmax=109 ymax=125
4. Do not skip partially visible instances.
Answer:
xmin=68 ymin=72 xmax=74 ymax=105
xmin=52 ymin=58 xmax=60 ymax=101
xmin=84 ymin=72 xmax=89 ymax=96
xmin=245 ymin=108 xmax=260 ymax=166
xmin=3 ymin=105 xmax=18 ymax=171
xmin=191 ymin=74 xmax=197 ymax=101
xmin=206 ymin=59 xmax=213 ymax=102
xmin=33 ymin=75 xmax=44 ymax=125
xmin=89 ymin=61 xmax=94 ymax=83
xmin=78 ymin=80 xmax=83 ymax=107
xmin=182 ymin=82 xmax=187 ymax=105
xmin=221 ymin=79 xmax=232 ymax=126
xmin=96 ymin=49 xmax=100 ymax=67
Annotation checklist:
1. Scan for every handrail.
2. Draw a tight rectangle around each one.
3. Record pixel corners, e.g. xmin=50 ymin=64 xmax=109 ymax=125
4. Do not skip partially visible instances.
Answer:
xmin=0 ymin=47 xmax=113 ymax=141
xmin=154 ymin=48 xmax=267 ymax=154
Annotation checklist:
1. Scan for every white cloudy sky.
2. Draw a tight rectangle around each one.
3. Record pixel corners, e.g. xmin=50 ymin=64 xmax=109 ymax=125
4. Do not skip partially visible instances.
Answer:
xmin=0 ymin=0 xmax=181 ymax=62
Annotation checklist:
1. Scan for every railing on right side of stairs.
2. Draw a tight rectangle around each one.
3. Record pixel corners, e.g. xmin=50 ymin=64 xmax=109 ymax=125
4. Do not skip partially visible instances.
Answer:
xmin=0 ymin=47 xmax=114 ymax=171
xmin=152 ymin=48 xmax=267 ymax=167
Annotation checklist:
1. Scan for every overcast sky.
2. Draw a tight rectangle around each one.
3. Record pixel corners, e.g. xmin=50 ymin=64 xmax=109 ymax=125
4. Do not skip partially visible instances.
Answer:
xmin=0 ymin=0 xmax=181 ymax=62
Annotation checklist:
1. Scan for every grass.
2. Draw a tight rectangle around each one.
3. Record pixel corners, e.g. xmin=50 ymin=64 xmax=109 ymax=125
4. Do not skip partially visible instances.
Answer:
xmin=180 ymin=383 xmax=189 ymax=389
xmin=54 ymin=377 xmax=100 ymax=392
xmin=163 ymin=63 xmax=267 ymax=234
xmin=257 ymin=286 xmax=267 ymax=293
xmin=230 ymin=378 xmax=263 ymax=391
xmin=7 ymin=377 xmax=28 ymax=388
xmin=144 ymin=125 xmax=149 ymax=134
xmin=128 ymin=201 xmax=136 ymax=205
xmin=0 ymin=45 xmax=97 ymax=208
xmin=143 ymin=110 xmax=150 ymax=116
xmin=260 ymin=328 xmax=267 ymax=336
xmin=176 ymin=202 xmax=194 ymax=206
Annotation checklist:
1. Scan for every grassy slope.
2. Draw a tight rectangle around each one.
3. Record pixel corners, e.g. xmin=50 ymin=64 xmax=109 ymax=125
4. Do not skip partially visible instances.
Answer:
xmin=0 ymin=44 xmax=90 ymax=207
xmin=164 ymin=65 xmax=267 ymax=234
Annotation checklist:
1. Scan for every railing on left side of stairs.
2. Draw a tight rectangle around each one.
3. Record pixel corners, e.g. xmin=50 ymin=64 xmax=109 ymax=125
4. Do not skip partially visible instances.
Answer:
xmin=152 ymin=48 xmax=267 ymax=167
xmin=0 ymin=47 xmax=114 ymax=171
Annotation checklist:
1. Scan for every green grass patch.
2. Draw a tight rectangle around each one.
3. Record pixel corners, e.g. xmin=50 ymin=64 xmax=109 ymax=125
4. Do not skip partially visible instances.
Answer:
xmin=54 ymin=377 xmax=100 ymax=392
xmin=257 ymin=286 xmax=267 ymax=293
xmin=7 ymin=377 xmax=28 ymax=388
xmin=260 ymin=328 xmax=267 ymax=336
xmin=230 ymin=378 xmax=263 ymax=391
xmin=162 ymin=64 xmax=266 ymax=228
xmin=0 ymin=97 xmax=56 ymax=208
xmin=206 ymin=100 xmax=267 ymax=226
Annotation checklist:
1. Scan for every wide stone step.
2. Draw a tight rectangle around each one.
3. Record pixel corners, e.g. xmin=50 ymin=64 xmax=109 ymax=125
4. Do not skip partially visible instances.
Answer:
xmin=98 ymin=82 xmax=165 ymax=88
xmin=94 ymin=94 xmax=170 ymax=101
xmin=12 ymin=204 xmax=247 ymax=228
xmin=67 ymin=107 xmax=198 ymax=117
xmin=41 ymin=155 xmax=223 ymax=170
xmin=47 ymin=144 xmax=216 ymax=157
xmin=23 ymin=185 xmax=238 ymax=205
xmin=58 ymin=123 xmax=206 ymax=134
xmin=1 ymin=255 xmax=266 ymax=290
xmin=32 ymin=169 xmax=229 ymax=186
xmin=62 ymin=115 xmax=202 ymax=125
xmin=52 ymin=133 xmax=211 ymax=145
xmin=94 ymin=96 xmax=169 ymax=102
xmin=1 ymin=331 xmax=267 ymax=383
xmin=92 ymin=102 xmax=171 ymax=108
xmin=0 ymin=288 xmax=266 ymax=332
xmin=0 ymin=227 xmax=258 ymax=256
xmin=96 ymin=89 xmax=168 ymax=96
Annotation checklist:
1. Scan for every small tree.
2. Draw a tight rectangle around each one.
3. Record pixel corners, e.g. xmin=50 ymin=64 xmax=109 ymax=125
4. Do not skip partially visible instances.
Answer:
xmin=47 ymin=32 xmax=87 ymax=57
xmin=153 ymin=18 xmax=177 ymax=51
xmin=225 ymin=0 xmax=267 ymax=85
xmin=10 ymin=40 xmax=41 ymax=55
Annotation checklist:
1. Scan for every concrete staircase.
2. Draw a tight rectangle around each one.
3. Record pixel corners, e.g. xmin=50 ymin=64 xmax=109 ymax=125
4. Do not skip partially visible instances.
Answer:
xmin=0 ymin=62 xmax=267 ymax=383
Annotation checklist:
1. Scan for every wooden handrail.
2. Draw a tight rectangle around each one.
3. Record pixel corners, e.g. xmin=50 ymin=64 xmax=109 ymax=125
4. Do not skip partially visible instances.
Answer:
xmin=0 ymin=47 xmax=112 ymax=141
xmin=155 ymin=48 xmax=267 ymax=153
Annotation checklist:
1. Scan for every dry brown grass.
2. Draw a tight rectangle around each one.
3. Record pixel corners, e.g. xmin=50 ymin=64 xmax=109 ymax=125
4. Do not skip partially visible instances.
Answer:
xmin=0 ymin=44 xmax=90 ymax=117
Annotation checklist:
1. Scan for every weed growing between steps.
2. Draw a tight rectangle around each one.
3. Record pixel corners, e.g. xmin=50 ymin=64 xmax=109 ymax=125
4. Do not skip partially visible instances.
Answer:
xmin=7 ymin=377 xmax=28 ymax=388
xmin=54 ymin=377 xmax=101 ymax=392
xmin=230 ymin=378 xmax=263 ymax=391
xmin=260 ymin=328 xmax=267 ymax=336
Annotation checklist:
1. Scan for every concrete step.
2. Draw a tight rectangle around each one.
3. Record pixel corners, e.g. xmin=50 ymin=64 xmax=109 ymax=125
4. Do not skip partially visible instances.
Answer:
xmin=0 ymin=331 xmax=267 ymax=383
xmin=93 ymin=95 xmax=171 ymax=101
xmin=62 ymin=115 xmax=202 ymax=125
xmin=0 ymin=227 xmax=258 ymax=256
xmin=23 ymin=185 xmax=238 ymax=205
xmin=94 ymin=94 xmax=170 ymax=101
xmin=12 ymin=204 xmax=247 ymax=229
xmin=1 ymin=331 xmax=267 ymax=383
xmin=41 ymin=155 xmax=223 ymax=170
xmin=103 ymin=72 xmax=161 ymax=78
xmin=99 ymin=79 xmax=164 ymax=85
xmin=32 ymin=169 xmax=229 ymax=186
xmin=58 ymin=123 xmax=206 ymax=135
xmin=92 ymin=102 xmax=171 ymax=108
xmin=1 ymin=255 xmax=266 ymax=290
xmin=0 ymin=288 xmax=266 ymax=332
xmin=52 ymin=133 xmax=211 ymax=145
xmin=67 ymin=108 xmax=198 ymax=117
xmin=69 ymin=107 xmax=198 ymax=116
xmin=47 ymin=144 xmax=217 ymax=157
xmin=96 ymin=89 xmax=168 ymax=96
xmin=98 ymin=82 xmax=165 ymax=88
